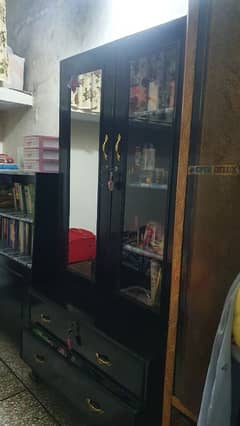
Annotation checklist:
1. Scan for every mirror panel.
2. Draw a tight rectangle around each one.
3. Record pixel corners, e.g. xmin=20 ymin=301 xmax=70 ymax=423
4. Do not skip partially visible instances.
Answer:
xmin=68 ymin=70 xmax=102 ymax=282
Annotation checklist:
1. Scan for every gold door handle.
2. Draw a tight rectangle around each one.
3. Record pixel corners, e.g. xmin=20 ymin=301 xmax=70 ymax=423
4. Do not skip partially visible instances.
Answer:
xmin=96 ymin=352 xmax=112 ymax=368
xmin=34 ymin=354 xmax=46 ymax=364
xmin=102 ymin=134 xmax=109 ymax=161
xmin=86 ymin=398 xmax=104 ymax=415
xmin=115 ymin=133 xmax=122 ymax=162
xmin=40 ymin=314 xmax=51 ymax=324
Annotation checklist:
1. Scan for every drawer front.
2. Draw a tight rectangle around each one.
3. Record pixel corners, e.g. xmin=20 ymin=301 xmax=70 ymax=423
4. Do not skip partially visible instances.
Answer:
xmin=31 ymin=301 xmax=145 ymax=398
xmin=31 ymin=301 xmax=71 ymax=342
xmin=22 ymin=331 xmax=138 ymax=426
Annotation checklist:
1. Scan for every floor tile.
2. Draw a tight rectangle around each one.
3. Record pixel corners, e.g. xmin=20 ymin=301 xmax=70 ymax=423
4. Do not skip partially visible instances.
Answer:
xmin=0 ymin=371 xmax=24 ymax=401
xmin=0 ymin=329 xmax=85 ymax=425
xmin=0 ymin=358 xmax=9 ymax=377
xmin=0 ymin=391 xmax=58 ymax=426
xmin=25 ymin=384 xmax=86 ymax=426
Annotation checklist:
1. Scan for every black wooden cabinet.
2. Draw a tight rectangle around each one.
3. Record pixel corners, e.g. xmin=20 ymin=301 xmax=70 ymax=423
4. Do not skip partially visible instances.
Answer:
xmin=25 ymin=17 xmax=186 ymax=426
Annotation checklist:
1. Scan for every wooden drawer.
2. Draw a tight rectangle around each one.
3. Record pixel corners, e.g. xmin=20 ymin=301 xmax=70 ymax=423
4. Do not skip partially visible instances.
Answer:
xmin=31 ymin=300 xmax=146 ymax=398
xmin=22 ymin=330 xmax=139 ymax=426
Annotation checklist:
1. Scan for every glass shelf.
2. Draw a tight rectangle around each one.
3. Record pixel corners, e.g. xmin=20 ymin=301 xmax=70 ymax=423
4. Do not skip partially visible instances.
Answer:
xmin=0 ymin=170 xmax=35 ymax=176
xmin=71 ymin=110 xmax=100 ymax=123
xmin=0 ymin=209 xmax=34 ymax=223
xmin=0 ymin=247 xmax=32 ymax=268
xmin=123 ymin=243 xmax=163 ymax=261
xmin=129 ymin=109 xmax=174 ymax=126
xmin=127 ymin=183 xmax=168 ymax=190
xmin=120 ymin=286 xmax=160 ymax=311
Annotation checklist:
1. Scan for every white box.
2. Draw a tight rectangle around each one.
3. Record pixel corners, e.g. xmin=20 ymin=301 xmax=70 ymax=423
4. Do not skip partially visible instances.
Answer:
xmin=4 ymin=48 xmax=25 ymax=91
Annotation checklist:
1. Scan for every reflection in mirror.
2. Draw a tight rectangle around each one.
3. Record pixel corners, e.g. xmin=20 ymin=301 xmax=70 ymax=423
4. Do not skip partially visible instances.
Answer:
xmin=68 ymin=70 xmax=102 ymax=281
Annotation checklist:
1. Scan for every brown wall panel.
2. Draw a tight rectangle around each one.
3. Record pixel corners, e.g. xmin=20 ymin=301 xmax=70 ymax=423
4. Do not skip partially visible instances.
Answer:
xmin=174 ymin=0 xmax=240 ymax=417
xmin=171 ymin=407 xmax=195 ymax=426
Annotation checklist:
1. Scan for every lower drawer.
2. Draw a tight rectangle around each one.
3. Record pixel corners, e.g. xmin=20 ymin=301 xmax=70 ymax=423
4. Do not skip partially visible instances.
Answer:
xmin=22 ymin=330 xmax=140 ymax=426
xmin=30 ymin=300 xmax=146 ymax=398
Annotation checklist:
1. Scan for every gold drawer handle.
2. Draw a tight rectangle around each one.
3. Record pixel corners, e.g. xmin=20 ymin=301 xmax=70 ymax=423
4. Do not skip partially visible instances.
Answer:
xmin=40 ymin=314 xmax=51 ymax=324
xmin=34 ymin=354 xmax=45 ymax=364
xmin=102 ymin=133 xmax=109 ymax=161
xmin=96 ymin=352 xmax=111 ymax=368
xmin=86 ymin=398 xmax=104 ymax=415
xmin=115 ymin=133 xmax=122 ymax=162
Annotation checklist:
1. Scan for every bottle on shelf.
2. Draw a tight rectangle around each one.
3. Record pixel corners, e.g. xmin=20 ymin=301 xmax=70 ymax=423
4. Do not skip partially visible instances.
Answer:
xmin=169 ymin=79 xmax=175 ymax=109
xmin=139 ymin=144 xmax=156 ymax=184
xmin=147 ymin=144 xmax=156 ymax=171
xmin=142 ymin=145 xmax=148 ymax=171
xmin=148 ymin=80 xmax=159 ymax=112
xmin=134 ymin=146 xmax=142 ymax=169
xmin=133 ymin=145 xmax=142 ymax=181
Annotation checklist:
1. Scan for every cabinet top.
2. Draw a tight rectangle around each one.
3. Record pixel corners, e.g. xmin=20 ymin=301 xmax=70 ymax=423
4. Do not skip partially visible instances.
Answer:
xmin=61 ymin=16 xmax=186 ymax=67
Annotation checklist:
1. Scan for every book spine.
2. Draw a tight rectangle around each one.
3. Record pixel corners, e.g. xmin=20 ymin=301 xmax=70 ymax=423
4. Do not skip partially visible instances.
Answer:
xmin=19 ymin=221 xmax=24 ymax=254
xmin=29 ymin=184 xmax=35 ymax=217
xmin=31 ymin=225 xmax=34 ymax=256
xmin=9 ymin=220 xmax=15 ymax=249
xmin=24 ymin=185 xmax=32 ymax=215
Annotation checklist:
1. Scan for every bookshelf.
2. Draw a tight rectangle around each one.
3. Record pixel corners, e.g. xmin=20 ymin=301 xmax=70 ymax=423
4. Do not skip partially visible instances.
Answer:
xmin=0 ymin=171 xmax=60 ymax=278
xmin=0 ymin=172 xmax=35 ymax=269
xmin=0 ymin=209 xmax=33 ymax=223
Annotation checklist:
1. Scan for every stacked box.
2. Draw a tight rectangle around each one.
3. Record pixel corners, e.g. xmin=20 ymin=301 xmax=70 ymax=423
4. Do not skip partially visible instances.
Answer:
xmin=24 ymin=136 xmax=59 ymax=173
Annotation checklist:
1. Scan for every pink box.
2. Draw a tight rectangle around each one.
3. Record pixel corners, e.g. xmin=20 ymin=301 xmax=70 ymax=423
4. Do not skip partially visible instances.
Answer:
xmin=24 ymin=159 xmax=59 ymax=173
xmin=23 ymin=135 xmax=59 ymax=173
xmin=24 ymin=148 xmax=59 ymax=161
xmin=24 ymin=135 xmax=59 ymax=149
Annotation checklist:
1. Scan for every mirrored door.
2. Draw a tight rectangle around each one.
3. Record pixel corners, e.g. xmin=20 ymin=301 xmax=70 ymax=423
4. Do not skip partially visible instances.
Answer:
xmin=66 ymin=65 xmax=113 ymax=284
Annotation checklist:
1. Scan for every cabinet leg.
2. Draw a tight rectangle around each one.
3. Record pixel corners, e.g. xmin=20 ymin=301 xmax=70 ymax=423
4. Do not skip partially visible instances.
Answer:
xmin=29 ymin=370 xmax=40 ymax=384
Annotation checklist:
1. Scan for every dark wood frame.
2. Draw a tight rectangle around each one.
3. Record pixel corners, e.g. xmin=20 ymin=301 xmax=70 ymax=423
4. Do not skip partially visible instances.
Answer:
xmin=162 ymin=0 xmax=211 ymax=424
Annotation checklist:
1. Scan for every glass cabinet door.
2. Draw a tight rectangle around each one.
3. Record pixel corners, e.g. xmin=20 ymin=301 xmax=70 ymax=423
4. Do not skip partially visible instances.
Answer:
xmin=114 ymin=42 xmax=181 ymax=309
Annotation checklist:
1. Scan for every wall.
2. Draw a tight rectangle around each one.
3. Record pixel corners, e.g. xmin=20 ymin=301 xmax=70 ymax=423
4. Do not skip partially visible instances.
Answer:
xmin=70 ymin=118 xmax=99 ymax=233
xmin=4 ymin=0 xmax=114 ymax=158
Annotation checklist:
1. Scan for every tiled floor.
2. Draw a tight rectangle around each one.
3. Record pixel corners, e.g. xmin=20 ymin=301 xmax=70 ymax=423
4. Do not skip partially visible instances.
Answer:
xmin=0 ymin=328 xmax=85 ymax=425
xmin=0 ymin=290 xmax=84 ymax=425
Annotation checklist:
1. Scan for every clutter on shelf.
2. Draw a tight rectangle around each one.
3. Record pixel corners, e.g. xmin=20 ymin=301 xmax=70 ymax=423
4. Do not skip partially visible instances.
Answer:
xmin=0 ymin=153 xmax=18 ymax=169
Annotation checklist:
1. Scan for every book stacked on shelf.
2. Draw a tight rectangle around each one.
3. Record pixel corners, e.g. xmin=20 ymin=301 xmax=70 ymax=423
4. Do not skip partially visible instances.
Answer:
xmin=12 ymin=182 xmax=35 ymax=216
xmin=0 ymin=184 xmax=14 ymax=208
xmin=0 ymin=217 xmax=33 ymax=256
xmin=0 ymin=180 xmax=35 ymax=266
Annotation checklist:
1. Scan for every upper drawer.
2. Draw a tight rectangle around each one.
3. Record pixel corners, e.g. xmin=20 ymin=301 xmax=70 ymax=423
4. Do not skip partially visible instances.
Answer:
xmin=22 ymin=330 xmax=139 ymax=426
xmin=30 ymin=300 xmax=146 ymax=398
